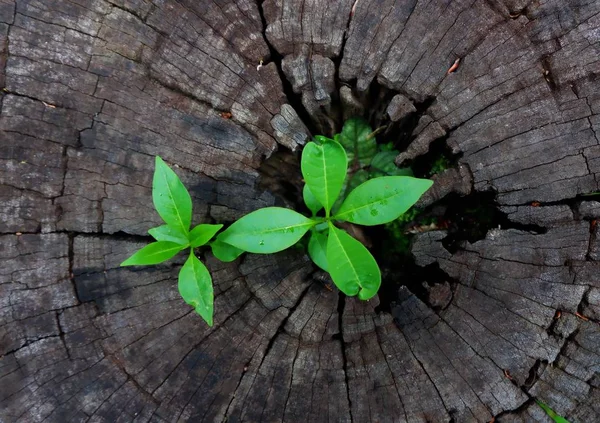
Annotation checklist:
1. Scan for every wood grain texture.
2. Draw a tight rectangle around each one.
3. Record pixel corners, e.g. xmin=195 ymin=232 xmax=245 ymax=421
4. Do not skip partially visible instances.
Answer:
xmin=1 ymin=0 xmax=600 ymax=422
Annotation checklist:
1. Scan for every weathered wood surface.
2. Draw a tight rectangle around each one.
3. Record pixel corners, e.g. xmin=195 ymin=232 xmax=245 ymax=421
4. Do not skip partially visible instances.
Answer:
xmin=1 ymin=0 xmax=599 ymax=422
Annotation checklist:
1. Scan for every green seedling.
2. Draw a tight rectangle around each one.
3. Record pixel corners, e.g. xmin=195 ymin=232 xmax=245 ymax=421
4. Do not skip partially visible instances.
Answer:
xmin=216 ymin=136 xmax=432 ymax=299
xmin=121 ymin=157 xmax=222 ymax=326
xmin=536 ymin=400 xmax=571 ymax=423
xmin=121 ymin=124 xmax=433 ymax=326
xmin=332 ymin=118 xmax=438 ymax=251
xmin=333 ymin=118 xmax=413 ymax=211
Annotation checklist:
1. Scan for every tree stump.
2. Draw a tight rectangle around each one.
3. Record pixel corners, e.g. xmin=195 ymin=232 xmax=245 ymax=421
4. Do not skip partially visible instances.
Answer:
xmin=1 ymin=1 xmax=599 ymax=422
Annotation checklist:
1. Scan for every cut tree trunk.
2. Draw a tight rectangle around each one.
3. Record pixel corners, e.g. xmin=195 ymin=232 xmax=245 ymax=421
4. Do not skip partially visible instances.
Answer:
xmin=1 ymin=1 xmax=599 ymax=422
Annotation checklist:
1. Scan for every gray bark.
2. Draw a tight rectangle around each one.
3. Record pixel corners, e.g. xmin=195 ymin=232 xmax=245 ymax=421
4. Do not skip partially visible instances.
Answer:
xmin=1 ymin=0 xmax=599 ymax=422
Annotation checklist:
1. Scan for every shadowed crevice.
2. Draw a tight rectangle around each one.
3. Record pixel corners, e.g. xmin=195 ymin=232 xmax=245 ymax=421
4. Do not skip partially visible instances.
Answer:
xmin=256 ymin=1 xmax=317 ymax=137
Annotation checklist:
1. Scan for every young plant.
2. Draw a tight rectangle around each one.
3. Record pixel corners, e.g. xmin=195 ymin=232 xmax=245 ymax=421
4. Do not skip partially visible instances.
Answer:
xmin=121 ymin=125 xmax=433 ymax=327
xmin=121 ymin=157 xmax=222 ymax=326
xmin=214 ymin=136 xmax=433 ymax=300
xmin=333 ymin=118 xmax=412 ymax=211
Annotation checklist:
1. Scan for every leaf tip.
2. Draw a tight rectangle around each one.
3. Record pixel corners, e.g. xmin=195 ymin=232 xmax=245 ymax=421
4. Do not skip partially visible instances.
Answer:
xmin=120 ymin=255 xmax=136 ymax=266
xmin=195 ymin=305 xmax=213 ymax=326
xmin=358 ymin=289 xmax=377 ymax=301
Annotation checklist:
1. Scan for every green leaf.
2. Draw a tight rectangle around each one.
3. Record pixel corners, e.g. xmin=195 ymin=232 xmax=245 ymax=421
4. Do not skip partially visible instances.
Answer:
xmin=189 ymin=224 xmax=223 ymax=248
xmin=339 ymin=118 xmax=378 ymax=167
xmin=210 ymin=238 xmax=244 ymax=262
xmin=313 ymin=135 xmax=333 ymax=145
xmin=379 ymin=142 xmax=395 ymax=152
xmin=153 ymin=156 xmax=192 ymax=235
xmin=178 ymin=252 xmax=214 ymax=326
xmin=315 ymin=221 xmax=328 ymax=232
xmin=326 ymin=223 xmax=380 ymax=300
xmin=335 ymin=173 xmax=386 ymax=221
xmin=371 ymin=151 xmax=413 ymax=176
xmin=334 ymin=176 xmax=433 ymax=226
xmin=148 ymin=225 xmax=189 ymax=246
xmin=348 ymin=169 xmax=369 ymax=192
xmin=333 ymin=169 xmax=370 ymax=213
xmin=301 ymin=140 xmax=348 ymax=216
xmin=536 ymin=401 xmax=571 ymax=423
xmin=121 ymin=241 xmax=186 ymax=266
xmin=332 ymin=176 xmax=349 ymax=213
xmin=303 ymin=184 xmax=323 ymax=216
xmin=308 ymin=230 xmax=329 ymax=272
xmin=219 ymin=207 xmax=316 ymax=254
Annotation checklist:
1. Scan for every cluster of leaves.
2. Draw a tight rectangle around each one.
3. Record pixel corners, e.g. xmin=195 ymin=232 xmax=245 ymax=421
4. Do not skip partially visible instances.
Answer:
xmin=296 ymin=137 xmax=432 ymax=299
xmin=121 ymin=157 xmax=222 ymax=326
xmin=121 ymin=129 xmax=433 ymax=327
xmin=334 ymin=119 xmax=455 ymax=254
xmin=332 ymin=118 xmax=412 ymax=208
xmin=332 ymin=118 xmax=426 ymax=255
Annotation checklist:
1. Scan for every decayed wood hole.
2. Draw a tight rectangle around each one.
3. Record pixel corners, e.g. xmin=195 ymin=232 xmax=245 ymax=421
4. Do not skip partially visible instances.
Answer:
xmin=1 ymin=1 xmax=600 ymax=422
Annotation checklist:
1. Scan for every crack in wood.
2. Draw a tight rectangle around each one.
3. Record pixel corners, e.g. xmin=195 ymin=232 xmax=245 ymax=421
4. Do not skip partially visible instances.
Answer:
xmin=336 ymin=292 xmax=353 ymax=423
xmin=2 ymin=0 xmax=600 ymax=421
xmin=256 ymin=0 xmax=317 ymax=136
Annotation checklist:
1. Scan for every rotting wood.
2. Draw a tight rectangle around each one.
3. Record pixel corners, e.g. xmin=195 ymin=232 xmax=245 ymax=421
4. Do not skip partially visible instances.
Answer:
xmin=1 ymin=1 xmax=600 ymax=422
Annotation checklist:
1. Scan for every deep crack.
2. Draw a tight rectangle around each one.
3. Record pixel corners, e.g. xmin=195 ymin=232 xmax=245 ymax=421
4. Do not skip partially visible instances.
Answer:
xmin=256 ymin=0 xmax=317 ymax=136
xmin=335 ymin=291 xmax=353 ymax=422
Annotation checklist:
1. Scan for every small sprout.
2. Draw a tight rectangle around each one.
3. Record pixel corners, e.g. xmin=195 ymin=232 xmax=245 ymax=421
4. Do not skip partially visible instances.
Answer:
xmin=121 ymin=121 xmax=433 ymax=326
xmin=256 ymin=59 xmax=263 ymax=71
xmin=120 ymin=157 xmax=222 ymax=326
